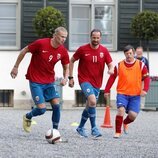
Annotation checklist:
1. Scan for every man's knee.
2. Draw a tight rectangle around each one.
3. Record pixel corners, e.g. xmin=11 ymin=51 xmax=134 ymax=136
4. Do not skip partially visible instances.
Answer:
xmin=128 ymin=111 xmax=138 ymax=121
xmin=117 ymin=106 xmax=125 ymax=116
xmin=87 ymin=95 xmax=97 ymax=106
xmin=51 ymin=104 xmax=60 ymax=110
xmin=38 ymin=108 xmax=46 ymax=115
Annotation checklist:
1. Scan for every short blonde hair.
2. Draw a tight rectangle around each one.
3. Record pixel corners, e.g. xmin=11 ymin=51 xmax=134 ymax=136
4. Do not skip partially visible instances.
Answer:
xmin=54 ymin=27 xmax=67 ymax=35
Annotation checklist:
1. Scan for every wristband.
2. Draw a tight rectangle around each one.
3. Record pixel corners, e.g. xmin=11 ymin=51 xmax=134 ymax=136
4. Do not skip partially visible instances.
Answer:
xmin=68 ymin=76 xmax=73 ymax=80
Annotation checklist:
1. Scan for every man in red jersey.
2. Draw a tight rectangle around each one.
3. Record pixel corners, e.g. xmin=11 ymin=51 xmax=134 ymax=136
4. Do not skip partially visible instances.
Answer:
xmin=69 ymin=29 xmax=114 ymax=138
xmin=104 ymin=45 xmax=150 ymax=138
xmin=10 ymin=27 xmax=69 ymax=134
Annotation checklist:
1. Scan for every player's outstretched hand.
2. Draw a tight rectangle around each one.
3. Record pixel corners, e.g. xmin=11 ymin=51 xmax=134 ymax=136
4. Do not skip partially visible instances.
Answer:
xmin=141 ymin=90 xmax=147 ymax=97
xmin=60 ymin=78 xmax=68 ymax=86
xmin=10 ymin=67 xmax=18 ymax=79
xmin=69 ymin=79 xmax=74 ymax=88
xmin=107 ymin=68 xmax=114 ymax=75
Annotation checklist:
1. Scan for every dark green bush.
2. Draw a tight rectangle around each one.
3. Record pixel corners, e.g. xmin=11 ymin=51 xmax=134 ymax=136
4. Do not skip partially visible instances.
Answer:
xmin=131 ymin=10 xmax=158 ymax=61
xmin=33 ymin=6 xmax=66 ymax=38
xmin=131 ymin=10 xmax=158 ymax=41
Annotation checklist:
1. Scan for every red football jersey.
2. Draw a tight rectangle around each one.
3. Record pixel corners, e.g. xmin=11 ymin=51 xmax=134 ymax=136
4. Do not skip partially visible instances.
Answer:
xmin=73 ymin=44 xmax=112 ymax=88
xmin=26 ymin=38 xmax=69 ymax=84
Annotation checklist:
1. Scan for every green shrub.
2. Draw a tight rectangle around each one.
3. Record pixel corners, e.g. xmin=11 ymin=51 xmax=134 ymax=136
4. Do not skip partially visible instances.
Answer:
xmin=33 ymin=6 xmax=66 ymax=38
xmin=131 ymin=10 xmax=158 ymax=61
xmin=131 ymin=10 xmax=158 ymax=41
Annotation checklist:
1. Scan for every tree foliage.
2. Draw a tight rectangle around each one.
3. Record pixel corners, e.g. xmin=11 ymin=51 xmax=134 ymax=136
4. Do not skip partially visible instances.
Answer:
xmin=33 ymin=6 xmax=66 ymax=38
xmin=131 ymin=10 xmax=158 ymax=41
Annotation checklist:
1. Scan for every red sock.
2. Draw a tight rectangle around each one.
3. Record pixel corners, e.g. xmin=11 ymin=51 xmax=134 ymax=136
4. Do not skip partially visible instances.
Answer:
xmin=123 ymin=115 xmax=134 ymax=125
xmin=115 ymin=115 xmax=123 ymax=133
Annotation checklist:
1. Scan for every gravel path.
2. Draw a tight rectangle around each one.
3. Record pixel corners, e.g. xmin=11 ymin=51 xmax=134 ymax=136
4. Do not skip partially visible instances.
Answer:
xmin=0 ymin=108 xmax=157 ymax=158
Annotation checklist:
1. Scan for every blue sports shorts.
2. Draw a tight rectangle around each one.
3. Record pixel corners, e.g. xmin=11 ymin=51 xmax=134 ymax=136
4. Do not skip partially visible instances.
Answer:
xmin=80 ymin=82 xmax=100 ymax=101
xmin=29 ymin=81 xmax=60 ymax=105
xmin=116 ymin=94 xmax=141 ymax=113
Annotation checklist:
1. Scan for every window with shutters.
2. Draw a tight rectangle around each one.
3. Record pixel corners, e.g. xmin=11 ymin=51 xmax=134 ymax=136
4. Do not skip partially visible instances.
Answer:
xmin=0 ymin=90 xmax=14 ymax=107
xmin=69 ymin=0 xmax=117 ymax=51
xmin=0 ymin=0 xmax=20 ymax=50
xmin=75 ymin=90 xmax=105 ymax=107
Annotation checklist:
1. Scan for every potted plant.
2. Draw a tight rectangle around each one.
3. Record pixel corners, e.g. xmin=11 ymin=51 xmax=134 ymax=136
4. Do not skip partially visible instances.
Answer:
xmin=130 ymin=10 xmax=158 ymax=61
xmin=33 ymin=6 xmax=66 ymax=37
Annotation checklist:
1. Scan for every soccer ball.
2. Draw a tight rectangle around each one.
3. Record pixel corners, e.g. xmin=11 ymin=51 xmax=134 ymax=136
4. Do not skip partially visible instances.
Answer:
xmin=45 ymin=129 xmax=61 ymax=144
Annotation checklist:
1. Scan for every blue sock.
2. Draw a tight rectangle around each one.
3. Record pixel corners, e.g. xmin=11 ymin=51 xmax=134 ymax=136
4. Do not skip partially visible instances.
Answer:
xmin=88 ymin=107 xmax=96 ymax=129
xmin=78 ymin=108 xmax=89 ymax=128
xmin=26 ymin=107 xmax=46 ymax=119
xmin=51 ymin=104 xmax=60 ymax=129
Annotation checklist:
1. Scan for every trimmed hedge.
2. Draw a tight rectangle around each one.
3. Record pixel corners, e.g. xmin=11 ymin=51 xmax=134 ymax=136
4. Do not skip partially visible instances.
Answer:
xmin=131 ymin=10 xmax=158 ymax=41
xmin=33 ymin=6 xmax=66 ymax=37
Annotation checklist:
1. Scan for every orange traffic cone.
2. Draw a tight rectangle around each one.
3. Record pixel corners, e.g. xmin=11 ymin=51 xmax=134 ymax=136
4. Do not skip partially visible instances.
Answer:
xmin=101 ymin=106 xmax=113 ymax=128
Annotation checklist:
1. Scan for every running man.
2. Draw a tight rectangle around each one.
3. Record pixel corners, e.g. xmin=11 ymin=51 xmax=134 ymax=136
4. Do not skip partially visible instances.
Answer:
xmin=69 ymin=29 xmax=114 ymax=138
xmin=104 ymin=45 xmax=150 ymax=138
xmin=10 ymin=27 xmax=69 ymax=133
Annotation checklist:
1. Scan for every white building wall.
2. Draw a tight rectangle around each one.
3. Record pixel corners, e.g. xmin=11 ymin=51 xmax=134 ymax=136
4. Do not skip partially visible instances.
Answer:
xmin=1 ymin=51 xmax=158 ymax=108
